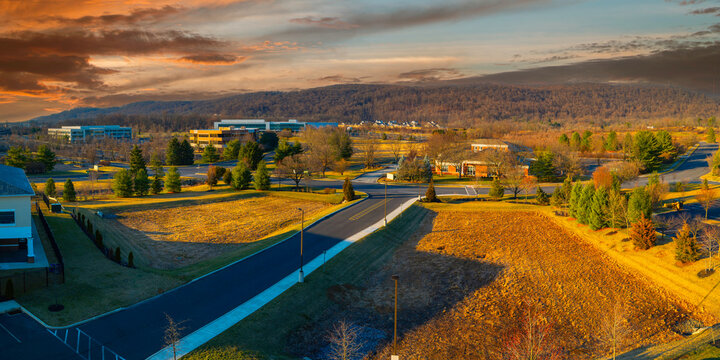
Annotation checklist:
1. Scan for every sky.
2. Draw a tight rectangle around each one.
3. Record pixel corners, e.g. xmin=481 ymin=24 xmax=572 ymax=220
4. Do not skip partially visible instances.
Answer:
xmin=1 ymin=0 xmax=720 ymax=122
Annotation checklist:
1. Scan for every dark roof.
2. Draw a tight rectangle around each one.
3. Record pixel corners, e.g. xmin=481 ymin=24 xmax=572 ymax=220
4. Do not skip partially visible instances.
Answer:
xmin=0 ymin=165 xmax=35 ymax=196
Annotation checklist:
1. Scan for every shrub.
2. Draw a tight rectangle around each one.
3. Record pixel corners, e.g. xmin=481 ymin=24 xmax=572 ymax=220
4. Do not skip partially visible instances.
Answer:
xmin=489 ymin=177 xmax=505 ymax=199
xmin=62 ymin=179 xmax=76 ymax=202
xmin=343 ymin=177 xmax=355 ymax=202
xmin=164 ymin=167 xmax=182 ymax=193
xmin=134 ymin=169 xmax=150 ymax=196
xmin=536 ymin=187 xmax=549 ymax=205
xmin=95 ymin=230 xmax=103 ymax=249
xmin=231 ymin=163 xmax=252 ymax=190
xmin=115 ymin=247 xmax=121 ymax=263
xmin=151 ymin=175 xmax=163 ymax=195
xmin=253 ymin=160 xmax=271 ymax=191
xmin=630 ymin=215 xmax=656 ymax=249
xmin=4 ymin=279 xmax=13 ymax=299
xmin=45 ymin=178 xmax=56 ymax=198
xmin=323 ymin=188 xmax=336 ymax=194
xmin=128 ymin=252 xmax=134 ymax=268
xmin=627 ymin=187 xmax=652 ymax=223
xmin=425 ymin=181 xmax=438 ymax=202
xmin=550 ymin=187 xmax=562 ymax=207
xmin=223 ymin=169 xmax=233 ymax=185
xmin=87 ymin=222 xmax=93 ymax=237
xmin=589 ymin=187 xmax=609 ymax=230
xmin=113 ymin=169 xmax=134 ymax=197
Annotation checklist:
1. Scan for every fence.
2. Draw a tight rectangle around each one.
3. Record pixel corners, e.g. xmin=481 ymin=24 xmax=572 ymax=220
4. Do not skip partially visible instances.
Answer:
xmin=35 ymin=202 xmax=65 ymax=283
xmin=0 ymin=268 xmax=54 ymax=299
xmin=48 ymin=327 xmax=127 ymax=360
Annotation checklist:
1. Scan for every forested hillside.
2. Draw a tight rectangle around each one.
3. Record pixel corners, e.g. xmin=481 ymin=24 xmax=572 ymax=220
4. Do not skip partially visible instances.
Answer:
xmin=32 ymin=83 xmax=720 ymax=131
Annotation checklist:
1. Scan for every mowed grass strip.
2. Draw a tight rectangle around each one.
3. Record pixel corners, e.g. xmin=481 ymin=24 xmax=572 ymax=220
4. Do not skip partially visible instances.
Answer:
xmin=184 ymin=204 xmax=431 ymax=360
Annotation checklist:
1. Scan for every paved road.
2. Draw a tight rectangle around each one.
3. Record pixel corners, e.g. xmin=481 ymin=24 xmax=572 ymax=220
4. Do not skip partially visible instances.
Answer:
xmin=0 ymin=312 xmax=81 ymax=360
xmin=626 ymin=142 xmax=718 ymax=188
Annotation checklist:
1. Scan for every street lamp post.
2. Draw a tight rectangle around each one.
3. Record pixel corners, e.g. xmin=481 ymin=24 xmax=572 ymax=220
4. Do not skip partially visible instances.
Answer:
xmin=298 ymin=208 xmax=305 ymax=283
xmin=384 ymin=182 xmax=388 ymax=226
xmin=391 ymin=274 xmax=399 ymax=360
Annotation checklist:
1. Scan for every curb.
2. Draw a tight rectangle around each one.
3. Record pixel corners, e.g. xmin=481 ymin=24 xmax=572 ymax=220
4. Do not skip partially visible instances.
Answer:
xmin=20 ymin=194 xmax=369 ymax=330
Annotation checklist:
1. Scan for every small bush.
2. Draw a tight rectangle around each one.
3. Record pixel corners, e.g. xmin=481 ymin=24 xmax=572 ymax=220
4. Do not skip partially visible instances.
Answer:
xmin=425 ymin=181 xmax=438 ymax=202
xmin=115 ymin=247 xmax=121 ymax=263
xmin=128 ymin=252 xmax=134 ymax=268
xmin=323 ymin=188 xmax=336 ymax=194
xmin=4 ymin=279 xmax=14 ymax=299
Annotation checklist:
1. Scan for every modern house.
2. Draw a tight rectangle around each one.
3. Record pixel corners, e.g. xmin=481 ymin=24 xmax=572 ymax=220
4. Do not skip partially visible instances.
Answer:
xmin=188 ymin=127 xmax=257 ymax=152
xmin=48 ymin=125 xmax=132 ymax=143
xmin=433 ymin=140 xmax=528 ymax=178
xmin=213 ymin=119 xmax=338 ymax=132
xmin=0 ymin=165 xmax=36 ymax=263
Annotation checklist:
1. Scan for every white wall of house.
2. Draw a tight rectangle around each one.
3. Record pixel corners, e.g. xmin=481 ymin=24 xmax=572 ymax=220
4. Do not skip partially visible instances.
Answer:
xmin=0 ymin=195 xmax=31 ymax=239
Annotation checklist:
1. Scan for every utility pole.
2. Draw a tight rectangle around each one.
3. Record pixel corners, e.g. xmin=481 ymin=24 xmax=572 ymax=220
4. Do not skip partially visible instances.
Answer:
xmin=391 ymin=274 xmax=399 ymax=360
xmin=298 ymin=208 xmax=305 ymax=283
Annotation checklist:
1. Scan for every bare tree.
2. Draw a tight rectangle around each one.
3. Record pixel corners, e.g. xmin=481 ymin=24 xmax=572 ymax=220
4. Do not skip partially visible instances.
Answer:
xmin=327 ymin=321 xmax=364 ymax=360
xmin=701 ymin=225 xmax=720 ymax=272
xmin=164 ymin=313 xmax=186 ymax=360
xmin=504 ymin=168 xmax=526 ymax=199
xmin=696 ymin=186 xmax=717 ymax=219
xmin=521 ymin=176 xmax=538 ymax=204
xmin=303 ymin=127 xmax=338 ymax=178
xmin=600 ymin=301 xmax=628 ymax=360
xmin=389 ymin=141 xmax=404 ymax=163
xmin=362 ymin=139 xmax=378 ymax=170
xmin=333 ymin=158 xmax=349 ymax=176
xmin=478 ymin=148 xmax=516 ymax=178
xmin=503 ymin=304 xmax=560 ymax=360
xmin=275 ymin=154 xmax=308 ymax=191
xmin=553 ymin=151 xmax=584 ymax=179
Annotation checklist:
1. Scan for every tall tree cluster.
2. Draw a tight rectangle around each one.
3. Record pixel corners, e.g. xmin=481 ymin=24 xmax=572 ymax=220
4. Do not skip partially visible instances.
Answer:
xmin=165 ymin=137 xmax=195 ymax=166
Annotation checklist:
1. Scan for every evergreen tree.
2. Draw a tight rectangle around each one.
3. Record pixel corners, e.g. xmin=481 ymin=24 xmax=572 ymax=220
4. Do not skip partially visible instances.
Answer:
xmin=530 ymin=151 xmax=556 ymax=181
xmin=129 ymin=145 xmax=146 ymax=176
xmin=274 ymin=139 xmax=303 ymax=163
xmin=425 ymin=181 xmax=439 ymax=202
xmin=604 ymin=131 xmax=619 ymax=151
xmin=558 ymin=134 xmax=570 ymax=146
xmin=253 ymin=160 xmax=271 ymax=190
xmin=627 ymin=187 xmax=652 ymax=223
xmin=62 ymin=179 xmax=76 ymax=202
xmin=630 ymin=215 xmax=656 ymax=250
xmin=113 ymin=169 xmax=134 ymax=197
xmin=239 ymin=141 xmax=263 ymax=170
xmin=536 ymin=186 xmax=549 ymax=205
xmin=134 ymin=169 xmax=150 ymax=196
xmin=115 ymin=247 xmax=121 ymax=263
xmin=577 ymin=184 xmax=595 ymax=224
xmin=151 ymin=175 xmax=163 ymax=195
xmin=5 ymin=146 xmax=28 ymax=169
xmin=202 ymin=145 xmax=219 ymax=163
xmin=96 ymin=230 xmax=103 ymax=249
xmin=589 ymin=186 xmax=609 ymax=230
xmin=329 ymin=130 xmax=353 ymax=159
xmin=164 ymin=167 xmax=182 ymax=193
xmin=632 ymin=131 xmax=662 ymax=172
xmin=570 ymin=132 xmax=582 ymax=150
xmin=607 ymin=189 xmax=628 ymax=228
xmin=45 ymin=178 xmax=56 ymax=198
xmin=343 ymin=177 xmax=355 ymax=202
xmin=128 ymin=252 xmax=134 ymax=268
xmin=180 ymin=139 xmax=195 ymax=165
xmin=703 ymin=178 xmax=710 ymax=191
xmin=36 ymin=145 xmax=56 ymax=171
xmin=231 ymin=163 xmax=252 ymax=190
xmin=166 ymin=137 xmax=181 ymax=165
xmin=560 ymin=176 xmax=573 ymax=203
xmin=569 ymin=182 xmax=584 ymax=218
xmin=223 ymin=170 xmax=233 ymax=185
xmin=674 ymin=222 xmax=700 ymax=262
xmin=222 ymin=139 xmax=242 ymax=160
xmin=4 ymin=279 xmax=13 ymax=299
xmin=708 ymin=128 xmax=716 ymax=143
xmin=550 ymin=186 xmax=562 ymax=207
xmin=489 ymin=177 xmax=505 ymax=199
xmin=150 ymin=152 xmax=164 ymax=177
xmin=259 ymin=132 xmax=279 ymax=151
xmin=654 ymin=130 xmax=677 ymax=161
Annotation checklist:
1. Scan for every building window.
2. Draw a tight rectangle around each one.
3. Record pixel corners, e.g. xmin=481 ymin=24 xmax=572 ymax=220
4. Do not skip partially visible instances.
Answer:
xmin=0 ymin=211 xmax=14 ymax=225
xmin=441 ymin=164 xmax=448 ymax=172
xmin=467 ymin=166 xmax=475 ymax=176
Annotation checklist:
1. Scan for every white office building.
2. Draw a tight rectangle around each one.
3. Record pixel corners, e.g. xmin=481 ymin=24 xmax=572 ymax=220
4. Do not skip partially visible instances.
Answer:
xmin=48 ymin=125 xmax=132 ymax=143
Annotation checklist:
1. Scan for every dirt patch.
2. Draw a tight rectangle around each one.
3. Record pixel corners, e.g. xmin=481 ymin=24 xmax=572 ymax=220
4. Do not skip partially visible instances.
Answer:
xmin=103 ymin=195 xmax=333 ymax=269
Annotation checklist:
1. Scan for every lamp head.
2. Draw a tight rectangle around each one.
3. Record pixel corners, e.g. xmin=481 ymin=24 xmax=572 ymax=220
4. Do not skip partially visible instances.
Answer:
xmin=391 ymin=274 xmax=399 ymax=281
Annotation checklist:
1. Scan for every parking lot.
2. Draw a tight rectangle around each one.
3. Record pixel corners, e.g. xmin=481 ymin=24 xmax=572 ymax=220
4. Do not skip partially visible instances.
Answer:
xmin=0 ymin=312 xmax=81 ymax=360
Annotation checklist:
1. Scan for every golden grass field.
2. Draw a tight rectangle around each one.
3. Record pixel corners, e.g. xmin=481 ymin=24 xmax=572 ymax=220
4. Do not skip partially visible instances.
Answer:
xmin=90 ymin=193 xmax=333 ymax=269
xmin=367 ymin=207 xmax=703 ymax=359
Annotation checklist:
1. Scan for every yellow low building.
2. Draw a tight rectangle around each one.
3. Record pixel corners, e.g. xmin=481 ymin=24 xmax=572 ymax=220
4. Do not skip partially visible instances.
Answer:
xmin=188 ymin=127 xmax=256 ymax=151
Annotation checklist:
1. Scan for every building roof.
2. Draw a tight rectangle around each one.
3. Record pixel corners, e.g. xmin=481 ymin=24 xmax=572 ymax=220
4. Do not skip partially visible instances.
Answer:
xmin=471 ymin=139 xmax=508 ymax=146
xmin=0 ymin=165 xmax=35 ymax=196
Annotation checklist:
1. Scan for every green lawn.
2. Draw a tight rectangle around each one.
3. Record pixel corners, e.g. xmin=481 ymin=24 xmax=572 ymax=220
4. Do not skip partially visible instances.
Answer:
xmin=184 ymin=204 xmax=430 ymax=360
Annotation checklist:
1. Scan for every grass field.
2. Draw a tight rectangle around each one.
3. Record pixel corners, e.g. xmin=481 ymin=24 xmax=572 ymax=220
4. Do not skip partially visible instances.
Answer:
xmin=184 ymin=200 xmax=705 ymax=359
xmin=19 ymin=189 xmax=359 ymax=326
xmin=73 ymin=191 xmax=337 ymax=270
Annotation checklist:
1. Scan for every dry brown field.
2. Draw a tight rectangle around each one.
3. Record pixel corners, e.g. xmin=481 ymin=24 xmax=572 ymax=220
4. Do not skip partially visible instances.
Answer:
xmin=95 ymin=194 xmax=333 ymax=269
xmin=363 ymin=209 xmax=701 ymax=359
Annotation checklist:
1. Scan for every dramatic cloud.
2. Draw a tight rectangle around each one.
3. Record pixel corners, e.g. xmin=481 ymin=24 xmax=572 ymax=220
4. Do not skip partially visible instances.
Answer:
xmin=289 ymin=16 xmax=358 ymax=29
xmin=317 ymin=74 xmax=364 ymax=83
xmin=177 ymin=54 xmax=245 ymax=65
xmin=48 ymin=5 xmax=184 ymax=27
xmin=476 ymin=42 xmax=720 ymax=92
xmin=398 ymin=68 xmax=463 ymax=82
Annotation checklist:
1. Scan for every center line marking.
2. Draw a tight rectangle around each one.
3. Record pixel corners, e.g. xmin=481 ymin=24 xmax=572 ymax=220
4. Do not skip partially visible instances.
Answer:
xmin=0 ymin=322 xmax=21 ymax=343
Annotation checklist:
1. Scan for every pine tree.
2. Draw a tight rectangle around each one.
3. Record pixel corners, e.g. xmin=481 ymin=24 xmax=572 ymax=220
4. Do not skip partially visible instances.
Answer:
xmin=343 ymin=177 xmax=355 ymax=202
xmin=202 ymin=145 xmax=219 ymax=163
xmin=560 ymin=176 xmax=573 ymax=203
xmin=577 ymin=184 xmax=595 ymax=224
xmin=489 ymin=177 xmax=505 ymax=199
xmin=62 ymin=179 xmax=76 ymax=202
xmin=239 ymin=141 xmax=263 ymax=170
xmin=45 ymin=178 xmax=56 ymax=198
xmin=589 ymin=186 xmax=609 ymax=230
xmin=231 ymin=163 xmax=252 ymax=190
xmin=674 ymin=222 xmax=700 ymax=262
xmin=180 ymin=139 xmax=195 ymax=165
xmin=568 ymin=182 xmax=583 ymax=218
xmin=630 ymin=215 xmax=656 ymax=250
xmin=36 ymin=145 xmax=56 ymax=171
xmin=627 ymin=187 xmax=652 ymax=223
xmin=254 ymin=160 xmax=271 ymax=190
xmin=607 ymin=189 xmax=628 ymax=228
xmin=114 ymin=247 xmax=121 ymax=263
xmin=164 ymin=167 xmax=182 ymax=193
xmin=134 ymin=169 xmax=150 ymax=196
xmin=113 ymin=169 xmax=134 ymax=197
xmin=150 ymin=152 xmax=164 ymax=178
xmin=425 ymin=181 xmax=438 ymax=202
xmin=223 ymin=170 xmax=233 ymax=185
xmin=550 ymin=186 xmax=562 ymax=207
xmin=128 ymin=252 xmax=134 ymax=268
xmin=708 ymin=128 xmax=716 ymax=143
xmin=536 ymin=186 xmax=549 ymax=205
xmin=151 ymin=175 xmax=163 ymax=195
xmin=166 ymin=137 xmax=181 ymax=165
xmin=558 ymin=134 xmax=570 ymax=146
xmin=129 ymin=145 xmax=146 ymax=176
xmin=222 ymin=139 xmax=242 ymax=160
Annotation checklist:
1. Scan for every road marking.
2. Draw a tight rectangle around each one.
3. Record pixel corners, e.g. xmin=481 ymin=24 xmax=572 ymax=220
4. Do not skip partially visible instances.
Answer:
xmin=348 ymin=199 xmax=386 ymax=221
xmin=0 ymin=322 xmax=21 ymax=343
